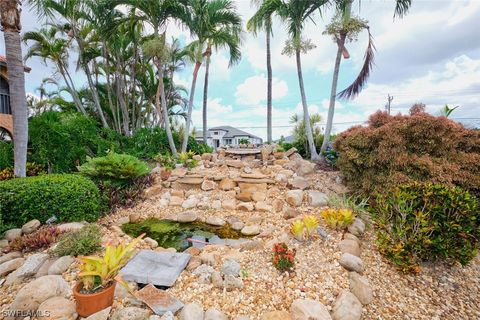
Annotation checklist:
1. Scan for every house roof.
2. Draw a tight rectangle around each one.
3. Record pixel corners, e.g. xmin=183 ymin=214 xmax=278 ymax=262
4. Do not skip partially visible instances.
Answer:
xmin=0 ymin=55 xmax=32 ymax=73
xmin=195 ymin=126 xmax=262 ymax=140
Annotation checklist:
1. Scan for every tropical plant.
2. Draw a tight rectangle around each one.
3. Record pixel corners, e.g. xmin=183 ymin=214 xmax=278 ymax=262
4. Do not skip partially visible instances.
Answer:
xmin=289 ymin=113 xmax=323 ymax=158
xmin=327 ymin=194 xmax=369 ymax=222
xmin=439 ymin=104 xmax=459 ymax=118
xmin=53 ymin=224 xmax=102 ymax=257
xmin=248 ymin=0 xmax=274 ymax=143
xmin=6 ymin=226 xmax=64 ymax=253
xmin=321 ymin=208 xmax=355 ymax=229
xmin=177 ymin=151 xmax=198 ymax=169
xmin=77 ymin=233 xmax=144 ymax=292
xmin=238 ymin=138 xmax=250 ymax=145
xmin=181 ymin=0 xmax=242 ymax=152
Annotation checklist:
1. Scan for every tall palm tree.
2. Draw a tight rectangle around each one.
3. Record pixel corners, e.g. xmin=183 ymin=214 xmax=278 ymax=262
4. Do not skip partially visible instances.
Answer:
xmin=181 ymin=0 xmax=242 ymax=152
xmin=252 ymin=0 xmax=327 ymax=160
xmin=248 ymin=0 xmax=273 ymax=143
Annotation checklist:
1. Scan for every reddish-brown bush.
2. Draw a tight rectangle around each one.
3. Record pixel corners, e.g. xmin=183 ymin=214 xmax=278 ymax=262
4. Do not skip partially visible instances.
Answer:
xmin=334 ymin=106 xmax=480 ymax=196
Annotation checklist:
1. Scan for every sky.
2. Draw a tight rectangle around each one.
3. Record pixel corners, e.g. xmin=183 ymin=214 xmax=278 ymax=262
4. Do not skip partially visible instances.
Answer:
xmin=1 ymin=0 xmax=479 ymax=141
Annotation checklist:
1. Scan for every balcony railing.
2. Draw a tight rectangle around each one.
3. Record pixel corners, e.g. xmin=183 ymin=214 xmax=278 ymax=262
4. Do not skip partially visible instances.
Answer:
xmin=0 ymin=93 xmax=11 ymax=115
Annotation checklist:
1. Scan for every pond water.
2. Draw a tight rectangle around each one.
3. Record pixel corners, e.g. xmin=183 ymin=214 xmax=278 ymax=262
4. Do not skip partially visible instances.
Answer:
xmin=122 ymin=218 xmax=247 ymax=251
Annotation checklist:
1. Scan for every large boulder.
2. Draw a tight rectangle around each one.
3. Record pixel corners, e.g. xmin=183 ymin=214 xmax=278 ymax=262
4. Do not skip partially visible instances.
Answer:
xmin=6 ymin=275 xmax=71 ymax=320
xmin=331 ymin=290 xmax=362 ymax=320
xmin=48 ymin=255 xmax=75 ymax=275
xmin=338 ymin=239 xmax=361 ymax=257
xmin=290 ymin=299 xmax=332 ymax=320
xmin=349 ymin=272 xmax=373 ymax=305
xmin=4 ymin=228 xmax=22 ymax=241
xmin=286 ymin=190 xmax=304 ymax=207
xmin=37 ymin=296 xmax=77 ymax=320
xmin=339 ymin=253 xmax=364 ymax=273
xmin=348 ymin=218 xmax=366 ymax=237
xmin=6 ymin=253 xmax=49 ymax=284
xmin=21 ymin=219 xmax=41 ymax=234
xmin=0 ymin=258 xmax=25 ymax=277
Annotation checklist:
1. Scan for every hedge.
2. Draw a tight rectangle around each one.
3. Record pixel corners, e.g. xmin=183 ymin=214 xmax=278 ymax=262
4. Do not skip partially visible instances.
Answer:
xmin=0 ymin=174 xmax=102 ymax=227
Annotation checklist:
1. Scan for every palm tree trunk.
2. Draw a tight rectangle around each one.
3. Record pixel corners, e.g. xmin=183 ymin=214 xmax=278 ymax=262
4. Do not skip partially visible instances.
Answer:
xmin=295 ymin=48 xmax=319 ymax=160
xmin=266 ymin=20 xmax=273 ymax=144
xmin=1 ymin=2 xmax=27 ymax=177
xmin=84 ymin=63 xmax=109 ymax=128
xmin=58 ymin=62 xmax=86 ymax=115
xmin=320 ymin=33 xmax=346 ymax=154
xmin=156 ymin=60 xmax=177 ymax=155
xmin=181 ymin=61 xmax=202 ymax=153
xmin=202 ymin=48 xmax=211 ymax=144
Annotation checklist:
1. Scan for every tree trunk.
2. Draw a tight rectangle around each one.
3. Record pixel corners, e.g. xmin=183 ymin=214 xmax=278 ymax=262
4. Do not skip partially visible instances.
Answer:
xmin=266 ymin=20 xmax=273 ymax=144
xmin=58 ymin=62 xmax=86 ymax=115
xmin=1 ymin=1 xmax=27 ymax=177
xmin=295 ymin=49 xmax=319 ymax=160
xmin=202 ymin=46 xmax=212 ymax=144
xmin=181 ymin=61 xmax=202 ymax=153
xmin=156 ymin=60 xmax=177 ymax=155
xmin=84 ymin=63 xmax=109 ymax=128
xmin=320 ymin=33 xmax=346 ymax=154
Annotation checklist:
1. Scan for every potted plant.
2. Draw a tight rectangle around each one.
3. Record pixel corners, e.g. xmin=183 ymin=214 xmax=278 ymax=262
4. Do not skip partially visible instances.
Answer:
xmin=73 ymin=234 xmax=144 ymax=317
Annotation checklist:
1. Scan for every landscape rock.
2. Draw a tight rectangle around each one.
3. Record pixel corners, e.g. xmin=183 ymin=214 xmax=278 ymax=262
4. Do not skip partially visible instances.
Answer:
xmin=224 ymin=274 xmax=244 ymax=290
xmin=231 ymin=221 xmax=245 ymax=231
xmin=177 ymin=212 xmax=198 ymax=223
xmin=6 ymin=253 xmax=49 ymax=284
xmin=241 ymin=225 xmax=261 ymax=236
xmin=284 ymin=147 xmax=298 ymax=157
xmin=145 ymin=237 xmax=159 ymax=248
xmin=262 ymin=311 xmax=292 ymax=320
xmin=0 ymin=239 xmax=9 ymax=248
xmin=348 ymin=218 xmax=366 ymax=237
xmin=272 ymin=199 xmax=284 ymax=212
xmin=36 ymin=258 xmax=57 ymax=278
xmin=237 ymin=202 xmax=254 ymax=211
xmin=255 ymin=201 xmax=272 ymax=212
xmin=111 ymin=307 xmax=151 ymax=320
xmin=186 ymin=256 xmax=202 ymax=271
xmin=283 ymin=206 xmax=300 ymax=219
xmin=236 ymin=191 xmax=253 ymax=202
xmin=332 ymin=290 xmax=362 ymax=320
xmin=6 ymin=275 xmax=70 ymax=319
xmin=179 ymin=302 xmax=204 ymax=320
xmin=0 ymin=251 xmax=22 ymax=265
xmin=48 ymin=255 xmax=75 ymax=275
xmin=218 ymin=178 xmax=236 ymax=190
xmin=211 ymin=271 xmax=224 ymax=288
xmin=211 ymin=200 xmax=222 ymax=209
xmin=206 ymin=217 xmax=226 ymax=227
xmin=349 ymin=272 xmax=374 ymax=305
xmin=338 ymin=239 xmax=361 ymax=257
xmin=286 ymin=190 xmax=304 ymax=207
xmin=136 ymin=284 xmax=184 ymax=315
xmin=344 ymin=233 xmax=361 ymax=244
xmin=288 ymin=176 xmax=310 ymax=190
xmin=0 ymin=258 xmax=25 ymax=277
xmin=294 ymin=159 xmax=315 ymax=176
xmin=226 ymin=159 xmax=244 ymax=168
xmin=199 ymin=252 xmax=217 ymax=266
xmin=21 ymin=219 xmax=41 ymax=234
xmin=37 ymin=296 xmax=77 ymax=320
xmin=182 ymin=197 xmax=199 ymax=209
xmin=201 ymin=180 xmax=217 ymax=191
xmin=205 ymin=308 xmax=228 ymax=320
xmin=251 ymin=191 xmax=267 ymax=202
xmin=339 ymin=253 xmax=364 ymax=273
xmin=169 ymin=196 xmax=184 ymax=206
xmin=85 ymin=307 xmax=112 ymax=320
xmin=221 ymin=259 xmax=241 ymax=277
xmin=222 ymin=199 xmax=236 ymax=210
xmin=56 ymin=222 xmax=87 ymax=233
xmin=290 ymin=298 xmax=332 ymax=320
xmin=307 ymin=191 xmax=329 ymax=207
xmin=4 ymin=228 xmax=22 ymax=241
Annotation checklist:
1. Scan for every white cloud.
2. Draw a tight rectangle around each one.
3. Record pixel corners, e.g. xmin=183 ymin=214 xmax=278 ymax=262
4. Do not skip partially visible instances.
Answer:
xmin=235 ymin=74 xmax=288 ymax=105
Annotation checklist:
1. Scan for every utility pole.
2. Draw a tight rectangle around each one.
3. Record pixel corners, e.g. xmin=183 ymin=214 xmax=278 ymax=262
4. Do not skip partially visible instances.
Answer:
xmin=385 ymin=94 xmax=393 ymax=114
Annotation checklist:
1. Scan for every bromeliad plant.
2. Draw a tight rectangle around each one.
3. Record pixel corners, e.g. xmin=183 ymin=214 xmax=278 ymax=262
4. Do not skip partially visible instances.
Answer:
xmin=177 ymin=151 xmax=198 ymax=170
xmin=77 ymin=233 xmax=144 ymax=293
xmin=290 ymin=215 xmax=320 ymax=241
xmin=321 ymin=208 xmax=355 ymax=229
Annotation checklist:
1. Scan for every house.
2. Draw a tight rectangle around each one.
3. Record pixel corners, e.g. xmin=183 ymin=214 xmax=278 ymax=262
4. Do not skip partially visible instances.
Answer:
xmin=196 ymin=126 xmax=263 ymax=149
xmin=0 ymin=55 xmax=31 ymax=140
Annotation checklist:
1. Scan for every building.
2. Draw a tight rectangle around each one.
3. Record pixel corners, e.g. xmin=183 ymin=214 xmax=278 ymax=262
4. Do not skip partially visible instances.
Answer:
xmin=0 ymin=55 xmax=31 ymax=140
xmin=196 ymin=126 xmax=263 ymax=149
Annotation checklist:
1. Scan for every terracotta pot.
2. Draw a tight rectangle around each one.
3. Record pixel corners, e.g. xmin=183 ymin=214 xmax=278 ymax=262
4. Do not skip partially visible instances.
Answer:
xmin=73 ymin=281 xmax=116 ymax=317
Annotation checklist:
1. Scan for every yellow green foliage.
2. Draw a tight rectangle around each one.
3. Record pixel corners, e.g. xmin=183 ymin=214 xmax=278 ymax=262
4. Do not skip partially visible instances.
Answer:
xmin=290 ymin=220 xmax=305 ymax=240
xmin=321 ymin=208 xmax=355 ymax=229
xmin=303 ymin=215 xmax=319 ymax=236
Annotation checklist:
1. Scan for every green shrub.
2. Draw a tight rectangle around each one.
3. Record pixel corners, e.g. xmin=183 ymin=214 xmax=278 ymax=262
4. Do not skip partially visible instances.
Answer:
xmin=0 ymin=174 xmax=101 ymax=227
xmin=0 ymin=141 xmax=13 ymax=169
xmin=187 ymin=137 xmax=213 ymax=155
xmin=372 ymin=182 xmax=479 ymax=273
xmin=53 ymin=224 xmax=102 ymax=256
xmin=78 ymin=152 xmax=151 ymax=187
xmin=0 ymin=163 xmax=46 ymax=181
xmin=334 ymin=106 xmax=480 ymax=197
xmin=154 ymin=154 xmax=176 ymax=170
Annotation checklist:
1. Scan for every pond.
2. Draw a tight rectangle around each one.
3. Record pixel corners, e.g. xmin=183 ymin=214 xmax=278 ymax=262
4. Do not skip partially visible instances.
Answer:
xmin=122 ymin=218 xmax=247 ymax=251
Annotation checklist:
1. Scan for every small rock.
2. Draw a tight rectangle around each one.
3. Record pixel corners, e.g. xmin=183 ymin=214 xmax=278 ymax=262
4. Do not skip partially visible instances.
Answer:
xmin=169 ymin=196 xmax=184 ymax=206
xmin=290 ymin=298 xmax=332 ymax=320
xmin=145 ymin=237 xmax=159 ymax=248
xmin=307 ymin=191 xmax=328 ymax=207
xmin=288 ymin=176 xmax=310 ymax=190
xmin=332 ymin=290 xmax=362 ymax=320
xmin=201 ymin=180 xmax=217 ymax=191
xmin=344 ymin=233 xmax=360 ymax=244
xmin=262 ymin=311 xmax=292 ymax=320
xmin=177 ymin=212 xmax=198 ymax=223
xmin=186 ymin=256 xmax=202 ymax=271
xmin=115 ymin=281 xmax=138 ymax=299
xmin=129 ymin=213 xmax=141 ymax=223
xmin=348 ymin=218 xmax=365 ymax=237
xmin=21 ymin=219 xmax=41 ymax=234
xmin=222 ymin=199 xmax=236 ymax=210
xmin=218 ymin=178 xmax=236 ymax=191
xmin=48 ymin=255 xmax=75 ymax=275
xmin=339 ymin=253 xmax=364 ymax=273
xmin=283 ymin=206 xmax=300 ymax=219
xmin=236 ymin=202 xmax=254 ymax=211
xmin=317 ymin=227 xmax=328 ymax=240
xmin=205 ymin=308 xmax=228 ymax=320
xmin=272 ymin=199 xmax=284 ymax=212
xmin=136 ymin=284 xmax=184 ymax=315
xmin=185 ymin=247 xmax=202 ymax=256
xmin=4 ymin=228 xmax=22 ymax=241
xmin=0 ymin=258 xmax=25 ymax=277
xmin=199 ymin=253 xmax=217 ymax=266
xmin=349 ymin=272 xmax=373 ymax=305
xmin=286 ymin=190 xmax=304 ymax=207
xmin=255 ymin=201 xmax=272 ymax=212
xmin=231 ymin=221 xmax=245 ymax=231
xmin=241 ymin=225 xmax=261 ymax=236
xmin=236 ymin=191 xmax=253 ymax=202
xmin=211 ymin=200 xmax=222 ymax=209
xmin=0 ymin=251 xmax=22 ymax=265
xmin=206 ymin=217 xmax=226 ymax=227
xmin=224 ymin=274 xmax=243 ymax=290
xmin=338 ymin=239 xmax=361 ymax=257
xmin=240 ymin=240 xmax=264 ymax=251
xmin=111 ymin=307 xmax=151 ymax=320
xmin=182 ymin=197 xmax=199 ymax=209
xmin=57 ymin=222 xmax=86 ymax=232
xmin=179 ymin=302 xmax=204 ymax=320
xmin=85 ymin=307 xmax=112 ymax=320
xmin=0 ymin=239 xmax=9 ymax=248
xmin=37 ymin=296 xmax=77 ymax=320
xmin=221 ymin=259 xmax=241 ymax=277
xmin=211 ymin=271 xmax=224 ymax=288
xmin=251 ymin=191 xmax=266 ymax=202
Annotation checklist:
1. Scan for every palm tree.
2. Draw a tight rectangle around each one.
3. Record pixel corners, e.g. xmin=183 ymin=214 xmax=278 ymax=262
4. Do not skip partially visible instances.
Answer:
xmin=247 ymin=0 xmax=273 ymax=143
xmin=253 ymin=0 xmax=327 ymax=160
xmin=23 ymin=26 xmax=88 ymax=115
xmin=181 ymin=0 xmax=242 ymax=152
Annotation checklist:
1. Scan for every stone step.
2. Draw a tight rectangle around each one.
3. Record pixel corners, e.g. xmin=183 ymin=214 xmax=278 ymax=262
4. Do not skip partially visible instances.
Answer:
xmin=239 ymin=173 xmax=270 ymax=179
xmin=176 ymin=177 xmax=204 ymax=185
xmin=234 ymin=177 xmax=275 ymax=184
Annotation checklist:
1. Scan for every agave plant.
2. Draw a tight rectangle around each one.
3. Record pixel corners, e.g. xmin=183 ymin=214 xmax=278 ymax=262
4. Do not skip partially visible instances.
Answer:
xmin=78 ymin=233 xmax=144 ymax=292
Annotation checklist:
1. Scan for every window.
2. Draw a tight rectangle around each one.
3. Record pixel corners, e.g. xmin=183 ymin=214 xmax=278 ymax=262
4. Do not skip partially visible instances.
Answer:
xmin=225 ymin=138 xmax=232 ymax=145
xmin=0 ymin=76 xmax=10 ymax=115
xmin=213 ymin=131 xmax=218 ymax=135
